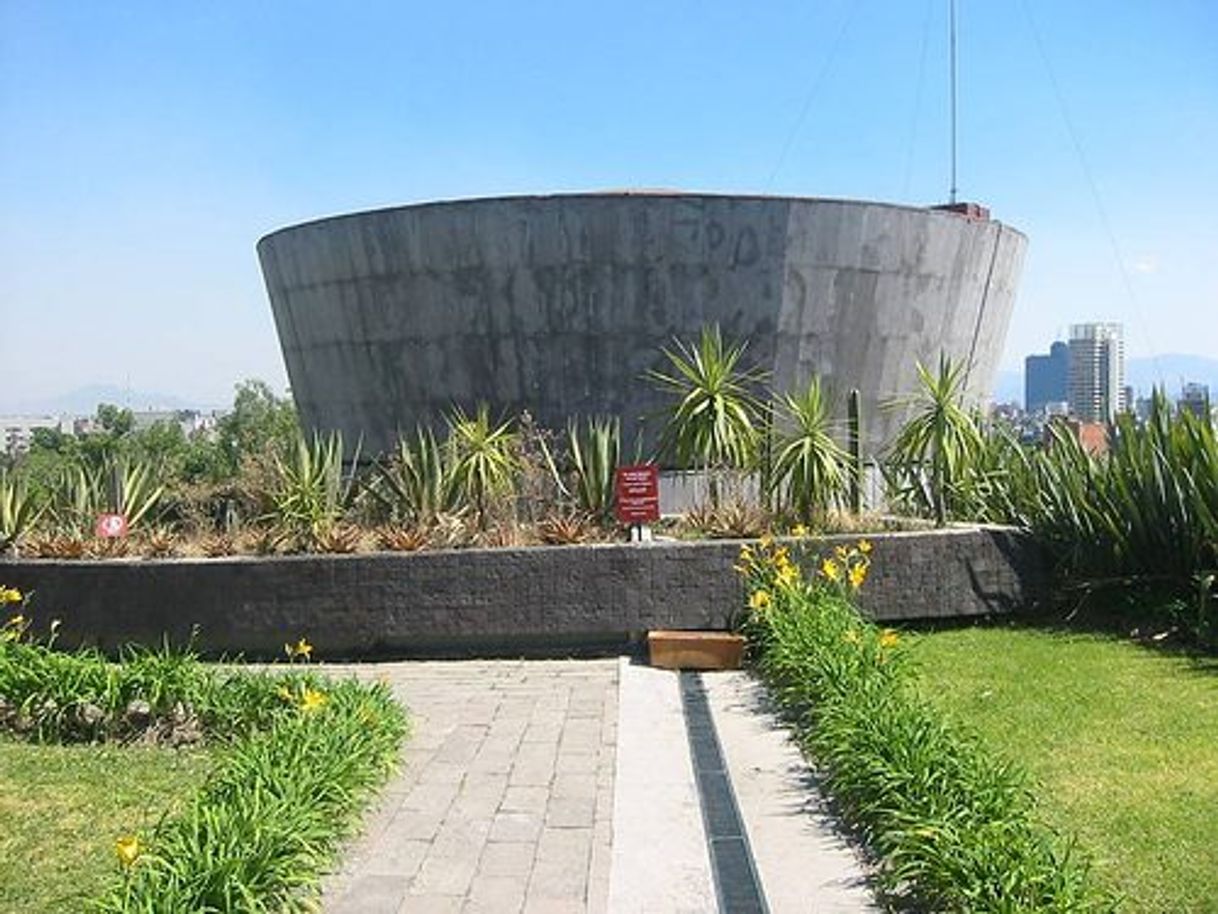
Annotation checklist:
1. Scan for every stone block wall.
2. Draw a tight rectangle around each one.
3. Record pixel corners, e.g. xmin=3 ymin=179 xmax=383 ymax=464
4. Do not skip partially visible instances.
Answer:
xmin=0 ymin=526 xmax=1045 ymax=658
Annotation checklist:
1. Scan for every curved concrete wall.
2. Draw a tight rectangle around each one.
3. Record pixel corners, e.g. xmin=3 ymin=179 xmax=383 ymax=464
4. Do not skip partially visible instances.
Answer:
xmin=258 ymin=193 xmax=1026 ymax=456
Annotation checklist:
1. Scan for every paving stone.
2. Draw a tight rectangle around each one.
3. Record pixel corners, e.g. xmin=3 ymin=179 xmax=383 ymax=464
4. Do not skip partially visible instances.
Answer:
xmin=327 ymin=873 xmax=409 ymax=914
xmin=477 ymin=841 xmax=537 ymax=877
xmin=463 ymin=874 xmax=529 ymax=913
xmin=487 ymin=811 xmax=544 ymax=843
xmin=500 ymin=785 xmax=549 ymax=813
xmin=545 ymin=796 xmax=596 ymax=829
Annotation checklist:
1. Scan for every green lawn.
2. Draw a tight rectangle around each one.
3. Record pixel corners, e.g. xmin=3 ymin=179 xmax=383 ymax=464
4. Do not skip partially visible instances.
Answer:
xmin=0 ymin=739 xmax=212 ymax=914
xmin=913 ymin=626 xmax=1218 ymax=913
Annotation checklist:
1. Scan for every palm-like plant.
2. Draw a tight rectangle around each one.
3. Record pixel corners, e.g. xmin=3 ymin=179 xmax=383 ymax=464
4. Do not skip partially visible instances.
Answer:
xmin=884 ymin=354 xmax=983 ymax=526
xmin=648 ymin=324 xmax=767 ymax=504
xmin=446 ymin=405 xmax=520 ymax=529
xmin=769 ymin=377 xmax=849 ymax=523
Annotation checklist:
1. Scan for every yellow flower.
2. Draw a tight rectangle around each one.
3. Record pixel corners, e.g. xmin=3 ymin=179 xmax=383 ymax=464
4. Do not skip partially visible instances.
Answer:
xmin=284 ymin=637 xmax=313 ymax=661
xmin=749 ymin=590 xmax=772 ymax=611
xmin=858 ymin=539 xmax=873 ymax=555
xmin=879 ymin=629 xmax=900 ymax=649
xmin=759 ymin=534 xmax=774 ymax=549
xmin=739 ymin=544 xmax=753 ymax=560
xmin=115 ymin=835 xmax=141 ymax=867
xmin=275 ymin=684 xmax=294 ymax=702
xmin=834 ymin=545 xmax=848 ymax=559
xmin=791 ymin=524 xmax=808 ymax=538
xmin=0 ymin=587 xmax=22 ymax=604
xmin=776 ymin=563 xmax=800 ymax=586
xmin=848 ymin=562 xmax=868 ymax=589
xmin=821 ymin=558 xmax=841 ymax=582
xmin=4 ymin=613 xmax=25 ymax=628
xmin=299 ymin=687 xmax=327 ymax=713
xmin=843 ymin=629 xmax=860 ymax=644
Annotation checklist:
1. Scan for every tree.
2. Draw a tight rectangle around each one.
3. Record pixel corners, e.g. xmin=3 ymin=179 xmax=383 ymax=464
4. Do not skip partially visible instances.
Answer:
xmin=216 ymin=380 xmax=299 ymax=476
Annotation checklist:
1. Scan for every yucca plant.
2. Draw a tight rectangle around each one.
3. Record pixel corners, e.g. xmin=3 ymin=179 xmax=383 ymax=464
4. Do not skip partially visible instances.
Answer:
xmin=884 ymin=354 xmax=984 ymax=526
xmin=0 ymin=468 xmax=45 ymax=553
xmin=446 ymin=405 xmax=519 ymax=530
xmin=648 ymin=325 xmax=767 ymax=505
xmin=369 ymin=426 xmax=461 ymax=524
xmin=566 ymin=416 xmax=621 ymax=522
xmin=768 ymin=377 xmax=850 ymax=524
xmin=266 ymin=432 xmax=360 ymax=544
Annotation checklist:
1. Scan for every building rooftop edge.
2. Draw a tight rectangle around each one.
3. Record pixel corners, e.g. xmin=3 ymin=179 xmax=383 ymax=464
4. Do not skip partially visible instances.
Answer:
xmin=257 ymin=191 xmax=1027 ymax=248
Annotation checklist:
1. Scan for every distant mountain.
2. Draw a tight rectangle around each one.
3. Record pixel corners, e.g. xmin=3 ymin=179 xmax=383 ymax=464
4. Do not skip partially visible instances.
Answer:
xmin=1126 ymin=354 xmax=1218 ymax=398
xmin=988 ymin=354 xmax=1218 ymax=408
xmin=0 ymin=385 xmax=216 ymax=417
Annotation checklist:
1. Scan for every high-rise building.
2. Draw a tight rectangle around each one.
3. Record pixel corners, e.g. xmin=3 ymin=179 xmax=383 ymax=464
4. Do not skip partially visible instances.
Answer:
xmin=1025 ymin=341 xmax=1068 ymax=413
xmin=1068 ymin=323 xmax=1125 ymax=423
xmin=1181 ymin=382 xmax=1211 ymax=419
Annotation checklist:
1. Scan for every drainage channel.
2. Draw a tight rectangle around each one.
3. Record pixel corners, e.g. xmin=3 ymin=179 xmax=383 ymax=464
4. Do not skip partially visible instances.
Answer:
xmin=680 ymin=671 xmax=771 ymax=914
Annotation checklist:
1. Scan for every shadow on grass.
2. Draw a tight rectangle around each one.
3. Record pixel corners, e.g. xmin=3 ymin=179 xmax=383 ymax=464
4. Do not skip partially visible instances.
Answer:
xmin=899 ymin=585 xmax=1218 ymax=676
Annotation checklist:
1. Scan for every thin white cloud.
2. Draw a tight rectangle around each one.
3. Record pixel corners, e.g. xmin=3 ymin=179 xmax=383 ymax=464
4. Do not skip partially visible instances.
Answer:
xmin=1132 ymin=255 xmax=1160 ymax=274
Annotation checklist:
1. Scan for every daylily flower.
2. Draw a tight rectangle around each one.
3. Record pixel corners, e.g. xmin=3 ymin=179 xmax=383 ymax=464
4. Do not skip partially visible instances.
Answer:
xmin=879 ymin=629 xmax=900 ymax=649
xmin=299 ymin=687 xmax=327 ymax=713
xmin=749 ymin=590 xmax=772 ymax=611
xmin=115 ymin=835 xmax=141 ymax=867
xmin=821 ymin=558 xmax=841 ymax=582
xmin=848 ymin=562 xmax=868 ymax=589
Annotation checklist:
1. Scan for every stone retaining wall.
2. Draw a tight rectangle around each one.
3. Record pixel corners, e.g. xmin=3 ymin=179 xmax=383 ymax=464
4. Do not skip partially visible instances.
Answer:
xmin=0 ymin=527 xmax=1044 ymax=658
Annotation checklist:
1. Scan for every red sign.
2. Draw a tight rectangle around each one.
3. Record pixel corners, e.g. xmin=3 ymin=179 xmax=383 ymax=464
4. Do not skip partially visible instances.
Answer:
xmin=95 ymin=513 xmax=129 ymax=538
xmin=615 ymin=464 xmax=660 ymax=524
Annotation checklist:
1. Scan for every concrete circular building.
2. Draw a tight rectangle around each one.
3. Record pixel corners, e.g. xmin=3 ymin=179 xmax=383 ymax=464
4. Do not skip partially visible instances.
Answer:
xmin=257 ymin=192 xmax=1026 ymax=457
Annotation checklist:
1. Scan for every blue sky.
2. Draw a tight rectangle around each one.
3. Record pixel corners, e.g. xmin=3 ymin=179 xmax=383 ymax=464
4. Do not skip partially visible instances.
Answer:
xmin=2 ymin=0 xmax=1215 ymax=407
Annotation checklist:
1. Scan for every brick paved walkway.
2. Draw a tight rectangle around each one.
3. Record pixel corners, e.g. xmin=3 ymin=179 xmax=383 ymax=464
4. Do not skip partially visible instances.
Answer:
xmin=324 ymin=660 xmax=617 ymax=914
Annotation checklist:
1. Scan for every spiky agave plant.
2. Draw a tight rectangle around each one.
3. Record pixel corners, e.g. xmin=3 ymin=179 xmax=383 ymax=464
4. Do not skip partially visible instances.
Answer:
xmin=769 ymin=376 xmax=849 ymax=524
xmin=884 ymin=354 xmax=984 ymax=526
xmin=647 ymin=324 xmax=767 ymax=506
xmin=566 ymin=416 xmax=620 ymax=522
xmin=369 ymin=426 xmax=460 ymax=524
xmin=266 ymin=432 xmax=360 ymax=545
xmin=0 ymin=468 xmax=45 ymax=553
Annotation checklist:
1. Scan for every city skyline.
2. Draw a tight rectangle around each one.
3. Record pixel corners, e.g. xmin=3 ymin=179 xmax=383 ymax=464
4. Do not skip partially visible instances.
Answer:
xmin=3 ymin=2 xmax=1216 ymax=408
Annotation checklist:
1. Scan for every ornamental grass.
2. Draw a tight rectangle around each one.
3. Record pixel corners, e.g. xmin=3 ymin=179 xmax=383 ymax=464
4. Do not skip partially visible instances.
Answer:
xmin=736 ymin=539 xmax=1112 ymax=913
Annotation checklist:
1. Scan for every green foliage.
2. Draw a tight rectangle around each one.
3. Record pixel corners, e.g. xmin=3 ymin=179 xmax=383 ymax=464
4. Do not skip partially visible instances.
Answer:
xmin=216 ymin=380 xmax=300 ymax=478
xmin=566 ymin=416 xmax=621 ymax=522
xmin=0 ymin=604 xmax=407 ymax=913
xmin=265 ymin=432 xmax=359 ymax=546
xmin=648 ymin=325 xmax=766 ymax=484
xmin=0 ymin=740 xmax=212 ymax=914
xmin=368 ymin=426 xmax=461 ymax=525
xmin=736 ymin=539 xmax=1109 ymax=912
xmin=1 ymin=467 xmax=45 ymax=552
xmin=40 ymin=457 xmax=166 ymax=536
xmin=916 ymin=626 xmax=1218 ymax=913
xmin=884 ymin=354 xmax=984 ymax=526
xmin=93 ymin=678 xmax=405 ymax=913
xmin=768 ymin=377 xmax=849 ymax=523
xmin=963 ymin=394 xmax=1217 ymax=641
xmin=446 ymin=405 xmax=519 ymax=529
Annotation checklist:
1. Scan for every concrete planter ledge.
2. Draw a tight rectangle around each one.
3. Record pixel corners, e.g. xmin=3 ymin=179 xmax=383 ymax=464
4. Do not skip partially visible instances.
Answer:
xmin=0 ymin=526 xmax=1045 ymax=658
